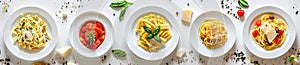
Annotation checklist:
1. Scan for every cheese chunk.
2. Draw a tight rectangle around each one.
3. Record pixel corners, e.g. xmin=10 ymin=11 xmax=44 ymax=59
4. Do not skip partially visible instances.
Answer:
xmin=181 ymin=9 xmax=193 ymax=23
xmin=259 ymin=22 xmax=277 ymax=43
xmin=22 ymin=31 xmax=33 ymax=41
xmin=176 ymin=48 xmax=187 ymax=58
xmin=56 ymin=46 xmax=72 ymax=57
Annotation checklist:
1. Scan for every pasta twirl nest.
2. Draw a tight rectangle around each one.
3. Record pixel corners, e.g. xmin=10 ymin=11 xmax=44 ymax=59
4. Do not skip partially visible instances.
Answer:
xmin=12 ymin=13 xmax=51 ymax=51
xmin=251 ymin=14 xmax=287 ymax=50
xmin=199 ymin=18 xmax=228 ymax=49
xmin=135 ymin=13 xmax=172 ymax=52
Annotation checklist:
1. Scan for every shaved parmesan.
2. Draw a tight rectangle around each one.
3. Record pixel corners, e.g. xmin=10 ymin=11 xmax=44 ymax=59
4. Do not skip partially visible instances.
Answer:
xmin=259 ymin=22 xmax=277 ymax=43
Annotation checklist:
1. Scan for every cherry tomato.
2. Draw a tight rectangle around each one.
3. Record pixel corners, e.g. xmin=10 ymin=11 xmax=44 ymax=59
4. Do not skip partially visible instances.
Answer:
xmin=96 ymin=22 xmax=103 ymax=28
xmin=278 ymin=29 xmax=284 ymax=35
xmin=237 ymin=9 xmax=245 ymax=17
xmin=252 ymin=30 xmax=259 ymax=37
xmin=95 ymin=27 xmax=100 ymax=33
xmin=255 ymin=20 xmax=261 ymax=26
xmin=275 ymin=37 xmax=281 ymax=44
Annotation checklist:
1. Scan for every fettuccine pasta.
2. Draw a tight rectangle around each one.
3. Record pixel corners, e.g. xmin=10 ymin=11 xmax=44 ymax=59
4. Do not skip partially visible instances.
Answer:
xmin=12 ymin=13 xmax=51 ymax=51
xmin=136 ymin=14 xmax=172 ymax=52
xmin=252 ymin=14 xmax=287 ymax=50
xmin=199 ymin=18 xmax=228 ymax=49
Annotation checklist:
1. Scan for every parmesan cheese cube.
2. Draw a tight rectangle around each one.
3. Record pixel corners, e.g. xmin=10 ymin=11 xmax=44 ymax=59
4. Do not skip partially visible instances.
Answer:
xmin=181 ymin=9 xmax=193 ymax=23
xmin=56 ymin=46 xmax=72 ymax=57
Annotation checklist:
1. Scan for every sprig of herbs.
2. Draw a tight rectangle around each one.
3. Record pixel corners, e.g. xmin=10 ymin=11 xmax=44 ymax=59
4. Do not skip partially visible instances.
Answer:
xmin=109 ymin=0 xmax=133 ymax=21
xmin=143 ymin=26 xmax=161 ymax=42
xmin=87 ymin=30 xmax=96 ymax=45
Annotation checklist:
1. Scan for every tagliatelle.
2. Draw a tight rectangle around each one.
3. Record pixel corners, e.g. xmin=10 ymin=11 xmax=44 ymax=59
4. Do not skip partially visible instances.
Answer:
xmin=252 ymin=14 xmax=287 ymax=50
xmin=199 ymin=18 xmax=228 ymax=49
xmin=12 ymin=13 xmax=51 ymax=51
xmin=136 ymin=14 xmax=172 ymax=52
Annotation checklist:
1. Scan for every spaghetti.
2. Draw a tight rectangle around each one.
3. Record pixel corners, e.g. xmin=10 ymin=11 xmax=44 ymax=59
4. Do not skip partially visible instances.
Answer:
xmin=199 ymin=18 xmax=228 ymax=49
xmin=251 ymin=14 xmax=287 ymax=50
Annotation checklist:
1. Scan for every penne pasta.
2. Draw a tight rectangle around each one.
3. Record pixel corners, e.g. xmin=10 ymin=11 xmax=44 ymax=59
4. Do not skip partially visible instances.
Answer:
xmin=135 ymin=14 xmax=172 ymax=52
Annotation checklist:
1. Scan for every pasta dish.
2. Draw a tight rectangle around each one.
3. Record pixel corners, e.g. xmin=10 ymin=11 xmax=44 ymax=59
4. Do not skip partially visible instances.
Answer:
xmin=251 ymin=14 xmax=287 ymax=50
xmin=12 ymin=13 xmax=51 ymax=51
xmin=199 ymin=18 xmax=228 ymax=49
xmin=135 ymin=13 xmax=172 ymax=52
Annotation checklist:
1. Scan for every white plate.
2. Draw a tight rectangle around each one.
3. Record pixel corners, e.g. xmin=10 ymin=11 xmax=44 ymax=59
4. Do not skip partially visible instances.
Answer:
xmin=3 ymin=6 xmax=58 ymax=61
xmin=243 ymin=6 xmax=296 ymax=59
xmin=70 ymin=11 xmax=113 ymax=57
xmin=190 ymin=11 xmax=236 ymax=57
xmin=125 ymin=6 xmax=180 ymax=61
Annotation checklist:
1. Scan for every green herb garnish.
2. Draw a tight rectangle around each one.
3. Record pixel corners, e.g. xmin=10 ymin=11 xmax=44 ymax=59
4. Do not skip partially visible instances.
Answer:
xmin=143 ymin=26 xmax=152 ymax=34
xmin=154 ymin=35 xmax=161 ymax=42
xmin=143 ymin=26 xmax=161 ymax=43
xmin=146 ymin=34 xmax=154 ymax=40
xmin=109 ymin=0 xmax=128 ymax=7
xmin=112 ymin=49 xmax=126 ymax=58
xmin=30 ymin=21 xmax=36 ymax=25
xmin=109 ymin=0 xmax=133 ymax=21
xmin=87 ymin=30 xmax=96 ymax=45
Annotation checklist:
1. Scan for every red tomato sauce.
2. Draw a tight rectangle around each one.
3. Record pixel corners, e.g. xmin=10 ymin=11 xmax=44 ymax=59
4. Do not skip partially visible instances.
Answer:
xmin=79 ymin=20 xmax=105 ymax=50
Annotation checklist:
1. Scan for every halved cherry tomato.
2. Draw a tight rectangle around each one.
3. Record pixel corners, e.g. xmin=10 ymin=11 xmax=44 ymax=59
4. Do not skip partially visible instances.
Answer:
xmin=275 ymin=37 xmax=281 ymax=44
xmin=252 ymin=30 xmax=259 ymax=37
xmin=278 ymin=29 xmax=284 ymax=35
xmin=255 ymin=20 xmax=261 ymax=26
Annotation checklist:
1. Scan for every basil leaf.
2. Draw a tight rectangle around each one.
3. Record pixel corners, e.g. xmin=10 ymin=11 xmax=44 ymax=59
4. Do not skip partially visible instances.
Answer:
xmin=153 ymin=26 xmax=160 ymax=35
xmin=143 ymin=26 xmax=152 ymax=34
xmin=112 ymin=49 xmax=126 ymax=58
xmin=146 ymin=34 xmax=154 ymax=40
xmin=154 ymin=35 xmax=161 ymax=43
xmin=109 ymin=0 xmax=127 ymax=8
xmin=119 ymin=5 xmax=128 ymax=21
